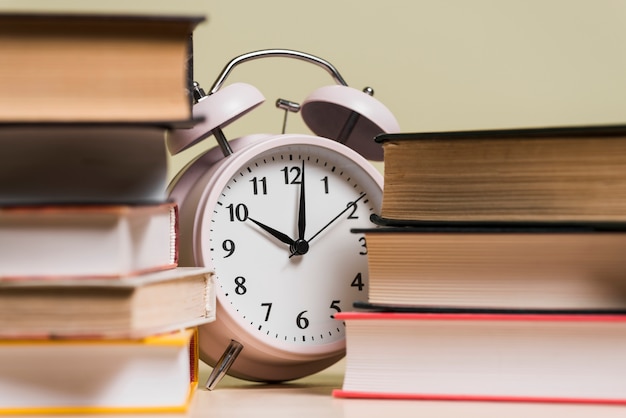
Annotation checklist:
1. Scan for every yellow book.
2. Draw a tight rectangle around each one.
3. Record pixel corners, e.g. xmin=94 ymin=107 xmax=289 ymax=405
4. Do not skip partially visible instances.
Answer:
xmin=0 ymin=328 xmax=199 ymax=414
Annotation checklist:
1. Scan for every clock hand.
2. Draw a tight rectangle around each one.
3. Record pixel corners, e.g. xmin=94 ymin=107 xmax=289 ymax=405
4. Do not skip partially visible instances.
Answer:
xmin=306 ymin=193 xmax=367 ymax=245
xmin=248 ymin=217 xmax=295 ymax=246
xmin=289 ymin=193 xmax=367 ymax=258
xmin=297 ymin=160 xmax=306 ymax=241
xmin=289 ymin=159 xmax=310 ymax=257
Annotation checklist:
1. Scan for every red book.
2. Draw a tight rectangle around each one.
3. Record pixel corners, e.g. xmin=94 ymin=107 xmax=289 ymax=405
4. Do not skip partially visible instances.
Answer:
xmin=334 ymin=311 xmax=626 ymax=404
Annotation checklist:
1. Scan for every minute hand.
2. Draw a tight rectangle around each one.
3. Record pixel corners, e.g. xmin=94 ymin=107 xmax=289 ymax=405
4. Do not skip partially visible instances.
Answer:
xmin=306 ymin=193 xmax=366 ymax=245
xmin=297 ymin=160 xmax=306 ymax=240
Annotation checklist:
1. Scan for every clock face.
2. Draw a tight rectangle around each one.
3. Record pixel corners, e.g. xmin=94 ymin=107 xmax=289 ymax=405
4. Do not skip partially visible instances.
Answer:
xmin=197 ymin=137 xmax=382 ymax=356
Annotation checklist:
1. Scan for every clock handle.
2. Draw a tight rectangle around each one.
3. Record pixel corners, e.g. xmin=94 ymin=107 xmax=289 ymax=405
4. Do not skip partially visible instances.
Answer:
xmin=168 ymin=48 xmax=399 ymax=159
xmin=208 ymin=49 xmax=349 ymax=94
xmin=191 ymin=82 xmax=233 ymax=157
xmin=205 ymin=339 xmax=244 ymax=390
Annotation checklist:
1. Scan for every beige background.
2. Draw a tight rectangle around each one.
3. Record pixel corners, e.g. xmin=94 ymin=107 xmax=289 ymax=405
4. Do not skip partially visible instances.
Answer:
xmin=4 ymin=0 xmax=626 ymax=180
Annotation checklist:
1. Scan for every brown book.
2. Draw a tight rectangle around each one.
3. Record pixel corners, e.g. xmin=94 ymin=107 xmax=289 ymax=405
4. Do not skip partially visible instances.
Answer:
xmin=0 ymin=13 xmax=204 ymax=123
xmin=0 ymin=267 xmax=214 ymax=339
xmin=376 ymin=125 xmax=626 ymax=223
xmin=354 ymin=224 xmax=626 ymax=311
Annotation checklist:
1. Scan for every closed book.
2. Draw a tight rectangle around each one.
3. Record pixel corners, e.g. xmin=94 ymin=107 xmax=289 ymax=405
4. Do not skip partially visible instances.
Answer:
xmin=334 ymin=312 xmax=626 ymax=404
xmin=0 ymin=328 xmax=199 ymax=414
xmin=376 ymin=125 xmax=626 ymax=223
xmin=0 ymin=124 xmax=170 ymax=205
xmin=0 ymin=12 xmax=203 ymax=123
xmin=354 ymin=224 xmax=626 ymax=311
xmin=0 ymin=266 xmax=215 ymax=339
xmin=0 ymin=202 xmax=178 ymax=278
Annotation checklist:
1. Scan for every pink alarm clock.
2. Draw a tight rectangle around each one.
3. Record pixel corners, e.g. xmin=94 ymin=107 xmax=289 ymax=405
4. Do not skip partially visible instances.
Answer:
xmin=167 ymin=49 xmax=399 ymax=385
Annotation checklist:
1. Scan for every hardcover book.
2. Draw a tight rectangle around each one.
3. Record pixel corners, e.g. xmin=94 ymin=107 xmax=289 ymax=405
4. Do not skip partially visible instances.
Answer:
xmin=0 ymin=12 xmax=204 ymax=123
xmin=334 ymin=312 xmax=626 ymax=404
xmin=354 ymin=223 xmax=626 ymax=311
xmin=0 ymin=202 xmax=178 ymax=278
xmin=0 ymin=124 xmax=170 ymax=205
xmin=376 ymin=125 xmax=626 ymax=223
xmin=0 ymin=328 xmax=200 ymax=414
xmin=0 ymin=267 xmax=215 ymax=339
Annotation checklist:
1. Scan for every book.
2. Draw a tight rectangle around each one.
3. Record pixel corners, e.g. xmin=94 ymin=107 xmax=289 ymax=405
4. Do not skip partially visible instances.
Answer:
xmin=0 ymin=328 xmax=199 ymax=413
xmin=0 ymin=202 xmax=178 ymax=278
xmin=376 ymin=124 xmax=626 ymax=223
xmin=0 ymin=12 xmax=204 ymax=123
xmin=0 ymin=266 xmax=215 ymax=339
xmin=334 ymin=312 xmax=626 ymax=404
xmin=0 ymin=124 xmax=170 ymax=205
xmin=354 ymin=224 xmax=626 ymax=311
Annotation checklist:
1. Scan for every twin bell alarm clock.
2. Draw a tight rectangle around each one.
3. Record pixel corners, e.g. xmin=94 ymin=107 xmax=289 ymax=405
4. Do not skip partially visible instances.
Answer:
xmin=167 ymin=49 xmax=399 ymax=385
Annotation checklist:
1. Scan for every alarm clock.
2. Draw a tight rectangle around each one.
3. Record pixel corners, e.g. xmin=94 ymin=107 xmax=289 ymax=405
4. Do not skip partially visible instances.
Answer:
xmin=167 ymin=49 xmax=399 ymax=384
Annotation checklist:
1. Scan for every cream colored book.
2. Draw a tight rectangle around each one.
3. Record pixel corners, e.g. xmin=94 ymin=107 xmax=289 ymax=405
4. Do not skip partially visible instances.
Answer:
xmin=0 ymin=267 xmax=215 ymax=339
xmin=356 ymin=224 xmax=626 ymax=311
xmin=335 ymin=312 xmax=626 ymax=405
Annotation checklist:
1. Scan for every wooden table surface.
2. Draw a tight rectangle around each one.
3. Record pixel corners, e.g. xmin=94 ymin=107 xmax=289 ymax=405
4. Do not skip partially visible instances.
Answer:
xmin=9 ymin=359 xmax=626 ymax=418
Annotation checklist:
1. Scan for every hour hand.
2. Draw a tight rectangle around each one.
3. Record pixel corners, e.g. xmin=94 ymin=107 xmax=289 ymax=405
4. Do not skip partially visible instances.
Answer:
xmin=248 ymin=217 xmax=295 ymax=246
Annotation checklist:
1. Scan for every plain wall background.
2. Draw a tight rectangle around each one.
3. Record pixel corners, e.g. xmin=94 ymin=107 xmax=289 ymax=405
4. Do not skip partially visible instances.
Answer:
xmin=5 ymin=0 xmax=626 ymax=180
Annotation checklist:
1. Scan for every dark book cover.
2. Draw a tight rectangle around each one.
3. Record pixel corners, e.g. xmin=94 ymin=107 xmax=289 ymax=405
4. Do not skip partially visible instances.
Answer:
xmin=375 ymin=124 xmax=626 ymax=143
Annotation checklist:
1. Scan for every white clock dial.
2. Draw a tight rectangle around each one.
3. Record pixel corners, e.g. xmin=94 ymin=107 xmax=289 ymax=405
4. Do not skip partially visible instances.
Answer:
xmin=189 ymin=135 xmax=382 ymax=380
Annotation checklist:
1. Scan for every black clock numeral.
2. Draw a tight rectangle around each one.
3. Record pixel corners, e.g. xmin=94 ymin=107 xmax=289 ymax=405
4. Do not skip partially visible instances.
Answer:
xmin=351 ymin=273 xmax=365 ymax=291
xmin=234 ymin=276 xmax=247 ymax=295
xmin=358 ymin=236 xmax=368 ymax=255
xmin=296 ymin=310 xmax=310 ymax=329
xmin=321 ymin=176 xmax=329 ymax=194
xmin=261 ymin=303 xmax=272 ymax=321
xmin=250 ymin=176 xmax=267 ymax=195
xmin=226 ymin=203 xmax=249 ymax=222
xmin=222 ymin=239 xmax=235 ymax=258
xmin=347 ymin=202 xmax=359 ymax=219
xmin=330 ymin=300 xmax=341 ymax=317
xmin=281 ymin=166 xmax=302 ymax=185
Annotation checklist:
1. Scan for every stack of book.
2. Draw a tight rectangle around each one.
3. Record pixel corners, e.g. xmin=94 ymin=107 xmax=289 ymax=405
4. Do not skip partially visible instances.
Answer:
xmin=0 ymin=12 xmax=215 ymax=414
xmin=334 ymin=125 xmax=626 ymax=404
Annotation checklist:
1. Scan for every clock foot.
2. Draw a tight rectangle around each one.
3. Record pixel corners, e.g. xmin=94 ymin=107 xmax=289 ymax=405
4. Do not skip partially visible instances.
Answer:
xmin=205 ymin=339 xmax=244 ymax=390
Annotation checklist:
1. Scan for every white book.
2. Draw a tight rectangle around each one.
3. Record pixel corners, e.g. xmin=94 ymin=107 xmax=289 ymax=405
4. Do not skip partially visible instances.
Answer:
xmin=0 ymin=202 xmax=178 ymax=278
xmin=0 ymin=328 xmax=200 ymax=414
